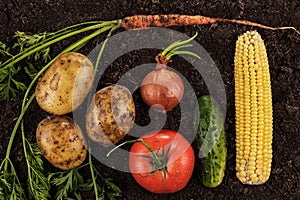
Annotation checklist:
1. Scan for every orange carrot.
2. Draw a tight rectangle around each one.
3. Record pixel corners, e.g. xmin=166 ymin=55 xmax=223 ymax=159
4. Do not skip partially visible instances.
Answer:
xmin=121 ymin=14 xmax=300 ymax=34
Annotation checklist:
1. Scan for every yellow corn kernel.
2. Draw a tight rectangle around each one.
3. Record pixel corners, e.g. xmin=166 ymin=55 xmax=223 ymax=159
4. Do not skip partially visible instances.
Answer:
xmin=239 ymin=159 xmax=246 ymax=165
xmin=255 ymin=168 xmax=262 ymax=176
xmin=234 ymin=30 xmax=273 ymax=185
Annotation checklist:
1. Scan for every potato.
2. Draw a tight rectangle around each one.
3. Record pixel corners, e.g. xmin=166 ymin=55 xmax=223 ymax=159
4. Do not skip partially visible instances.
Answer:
xmin=86 ymin=84 xmax=135 ymax=147
xmin=36 ymin=115 xmax=87 ymax=170
xmin=35 ymin=52 xmax=94 ymax=115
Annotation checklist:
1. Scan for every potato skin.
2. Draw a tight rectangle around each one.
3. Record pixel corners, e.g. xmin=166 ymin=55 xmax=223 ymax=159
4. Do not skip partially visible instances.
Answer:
xmin=86 ymin=85 xmax=135 ymax=147
xmin=36 ymin=115 xmax=87 ymax=170
xmin=35 ymin=52 xmax=94 ymax=115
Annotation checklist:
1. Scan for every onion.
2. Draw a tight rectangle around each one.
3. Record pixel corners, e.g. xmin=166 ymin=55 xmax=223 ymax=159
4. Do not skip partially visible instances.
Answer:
xmin=141 ymin=59 xmax=184 ymax=112
xmin=140 ymin=33 xmax=200 ymax=112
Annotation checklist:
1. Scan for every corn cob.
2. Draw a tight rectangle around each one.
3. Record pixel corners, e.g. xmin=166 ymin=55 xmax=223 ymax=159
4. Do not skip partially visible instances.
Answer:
xmin=234 ymin=30 xmax=273 ymax=185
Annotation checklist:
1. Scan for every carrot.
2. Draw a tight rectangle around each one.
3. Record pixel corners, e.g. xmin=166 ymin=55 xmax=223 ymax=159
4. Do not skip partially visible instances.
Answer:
xmin=121 ymin=14 xmax=300 ymax=34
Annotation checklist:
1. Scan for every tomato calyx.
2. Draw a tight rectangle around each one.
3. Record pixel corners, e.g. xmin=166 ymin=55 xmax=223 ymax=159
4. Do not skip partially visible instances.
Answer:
xmin=139 ymin=143 xmax=171 ymax=180
xmin=106 ymin=138 xmax=171 ymax=180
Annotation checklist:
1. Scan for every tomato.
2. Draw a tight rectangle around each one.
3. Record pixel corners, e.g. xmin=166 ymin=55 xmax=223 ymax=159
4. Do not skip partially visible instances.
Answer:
xmin=129 ymin=129 xmax=195 ymax=194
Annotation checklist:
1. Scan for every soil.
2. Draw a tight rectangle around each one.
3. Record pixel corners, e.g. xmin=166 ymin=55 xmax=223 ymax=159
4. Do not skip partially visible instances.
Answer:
xmin=0 ymin=0 xmax=300 ymax=200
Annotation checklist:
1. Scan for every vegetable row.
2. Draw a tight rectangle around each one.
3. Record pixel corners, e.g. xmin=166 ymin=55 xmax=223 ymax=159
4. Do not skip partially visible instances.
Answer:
xmin=34 ymin=30 xmax=273 ymax=194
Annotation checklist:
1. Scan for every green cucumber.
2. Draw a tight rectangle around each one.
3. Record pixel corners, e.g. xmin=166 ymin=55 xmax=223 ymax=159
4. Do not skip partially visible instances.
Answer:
xmin=194 ymin=95 xmax=227 ymax=188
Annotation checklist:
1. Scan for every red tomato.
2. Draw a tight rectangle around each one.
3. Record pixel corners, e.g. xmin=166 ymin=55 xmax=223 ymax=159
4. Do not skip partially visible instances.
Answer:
xmin=129 ymin=129 xmax=195 ymax=194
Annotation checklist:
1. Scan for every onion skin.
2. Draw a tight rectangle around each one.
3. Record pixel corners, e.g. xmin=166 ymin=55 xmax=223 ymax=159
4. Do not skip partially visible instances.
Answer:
xmin=140 ymin=67 xmax=184 ymax=112
xmin=140 ymin=33 xmax=199 ymax=112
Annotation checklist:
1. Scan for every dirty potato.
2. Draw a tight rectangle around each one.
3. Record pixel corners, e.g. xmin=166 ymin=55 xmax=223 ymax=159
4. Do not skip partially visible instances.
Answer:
xmin=86 ymin=85 xmax=135 ymax=147
xmin=36 ymin=115 xmax=87 ymax=170
xmin=35 ymin=52 xmax=94 ymax=115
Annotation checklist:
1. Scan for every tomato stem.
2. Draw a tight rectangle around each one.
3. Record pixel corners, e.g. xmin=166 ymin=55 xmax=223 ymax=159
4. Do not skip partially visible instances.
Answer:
xmin=107 ymin=138 xmax=174 ymax=179
xmin=106 ymin=138 xmax=169 ymax=170
xmin=107 ymin=139 xmax=160 ymax=163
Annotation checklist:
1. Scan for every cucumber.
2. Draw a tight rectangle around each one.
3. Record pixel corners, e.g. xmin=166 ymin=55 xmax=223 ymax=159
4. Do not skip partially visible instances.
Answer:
xmin=194 ymin=95 xmax=227 ymax=188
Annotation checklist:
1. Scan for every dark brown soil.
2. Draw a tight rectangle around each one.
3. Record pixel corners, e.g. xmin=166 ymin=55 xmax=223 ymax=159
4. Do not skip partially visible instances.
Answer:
xmin=1 ymin=0 xmax=300 ymax=199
